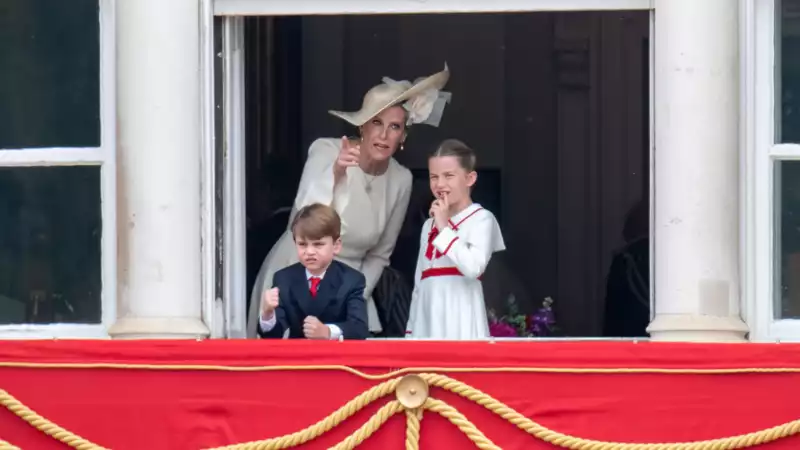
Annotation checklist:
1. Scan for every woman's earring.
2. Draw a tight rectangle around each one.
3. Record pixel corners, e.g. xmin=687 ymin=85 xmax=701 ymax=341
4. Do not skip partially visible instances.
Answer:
xmin=400 ymin=142 xmax=405 ymax=151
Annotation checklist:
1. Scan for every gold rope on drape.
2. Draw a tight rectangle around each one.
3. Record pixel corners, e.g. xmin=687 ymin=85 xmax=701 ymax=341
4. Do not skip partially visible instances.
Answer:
xmin=3 ymin=365 xmax=800 ymax=449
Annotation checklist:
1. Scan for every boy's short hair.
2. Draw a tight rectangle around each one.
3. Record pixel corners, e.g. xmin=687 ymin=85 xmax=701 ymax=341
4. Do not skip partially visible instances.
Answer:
xmin=291 ymin=203 xmax=342 ymax=241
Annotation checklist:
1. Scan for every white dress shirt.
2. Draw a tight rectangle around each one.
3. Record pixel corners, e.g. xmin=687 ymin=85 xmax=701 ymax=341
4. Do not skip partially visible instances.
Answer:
xmin=259 ymin=269 xmax=343 ymax=339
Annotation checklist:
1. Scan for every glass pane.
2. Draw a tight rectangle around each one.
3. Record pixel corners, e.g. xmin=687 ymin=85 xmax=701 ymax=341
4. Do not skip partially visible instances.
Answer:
xmin=0 ymin=167 xmax=102 ymax=324
xmin=780 ymin=0 xmax=800 ymax=142
xmin=0 ymin=0 xmax=100 ymax=149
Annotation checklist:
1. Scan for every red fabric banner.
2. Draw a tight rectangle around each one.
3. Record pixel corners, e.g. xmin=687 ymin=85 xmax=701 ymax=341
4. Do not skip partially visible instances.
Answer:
xmin=1 ymin=340 xmax=800 ymax=449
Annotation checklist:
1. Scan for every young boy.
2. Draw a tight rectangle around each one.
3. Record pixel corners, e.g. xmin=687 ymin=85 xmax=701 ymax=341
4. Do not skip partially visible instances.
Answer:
xmin=257 ymin=203 xmax=369 ymax=340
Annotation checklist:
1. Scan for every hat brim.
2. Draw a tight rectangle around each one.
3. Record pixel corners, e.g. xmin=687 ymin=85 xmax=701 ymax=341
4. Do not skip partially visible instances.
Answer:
xmin=329 ymin=65 xmax=450 ymax=127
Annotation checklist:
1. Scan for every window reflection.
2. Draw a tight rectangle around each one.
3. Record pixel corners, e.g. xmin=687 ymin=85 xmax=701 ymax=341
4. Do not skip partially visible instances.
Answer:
xmin=0 ymin=167 xmax=101 ymax=324
xmin=780 ymin=0 xmax=800 ymax=142
xmin=0 ymin=0 xmax=100 ymax=149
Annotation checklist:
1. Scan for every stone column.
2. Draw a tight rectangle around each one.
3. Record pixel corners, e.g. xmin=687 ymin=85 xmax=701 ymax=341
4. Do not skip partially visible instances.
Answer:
xmin=109 ymin=0 xmax=209 ymax=339
xmin=647 ymin=0 xmax=749 ymax=341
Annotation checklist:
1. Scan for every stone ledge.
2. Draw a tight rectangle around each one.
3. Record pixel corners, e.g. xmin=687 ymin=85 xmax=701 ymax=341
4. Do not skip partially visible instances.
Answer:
xmin=647 ymin=314 xmax=749 ymax=342
xmin=108 ymin=317 xmax=210 ymax=339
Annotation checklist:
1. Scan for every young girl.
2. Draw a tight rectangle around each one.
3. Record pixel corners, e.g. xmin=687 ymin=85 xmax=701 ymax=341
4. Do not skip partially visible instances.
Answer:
xmin=405 ymin=139 xmax=505 ymax=340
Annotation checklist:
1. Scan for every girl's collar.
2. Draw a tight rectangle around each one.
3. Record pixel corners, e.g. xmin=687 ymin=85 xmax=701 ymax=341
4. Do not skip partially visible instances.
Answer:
xmin=449 ymin=202 xmax=481 ymax=223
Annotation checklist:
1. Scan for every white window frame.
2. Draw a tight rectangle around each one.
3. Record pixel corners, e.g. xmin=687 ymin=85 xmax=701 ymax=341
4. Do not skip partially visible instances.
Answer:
xmin=221 ymin=16 xmax=247 ymax=338
xmin=206 ymin=0 xmax=655 ymax=338
xmin=0 ymin=0 xmax=117 ymax=338
xmin=748 ymin=0 xmax=800 ymax=340
xmin=214 ymin=0 xmax=652 ymax=16
xmin=200 ymin=0 xmax=223 ymax=337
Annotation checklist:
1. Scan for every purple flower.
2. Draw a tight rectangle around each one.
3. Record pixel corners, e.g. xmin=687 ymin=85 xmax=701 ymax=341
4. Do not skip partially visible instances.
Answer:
xmin=527 ymin=308 xmax=556 ymax=336
xmin=489 ymin=297 xmax=558 ymax=338
xmin=533 ymin=311 xmax=554 ymax=326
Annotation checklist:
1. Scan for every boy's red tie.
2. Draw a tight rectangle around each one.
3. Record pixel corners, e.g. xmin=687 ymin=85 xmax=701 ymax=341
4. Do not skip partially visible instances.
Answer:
xmin=309 ymin=277 xmax=321 ymax=297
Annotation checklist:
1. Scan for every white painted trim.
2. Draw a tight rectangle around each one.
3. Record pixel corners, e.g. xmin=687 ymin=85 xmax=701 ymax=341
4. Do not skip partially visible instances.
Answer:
xmin=741 ymin=0 xmax=756 ymax=330
xmin=0 ymin=324 xmax=111 ymax=340
xmin=214 ymin=0 xmax=653 ymax=16
xmin=769 ymin=143 xmax=800 ymax=158
xmin=99 ymin=0 xmax=117 ymax=334
xmin=773 ymin=158 xmax=784 ymax=328
xmin=222 ymin=17 xmax=248 ymax=339
xmin=200 ymin=0 xmax=221 ymax=338
xmin=753 ymin=0 xmax=775 ymax=341
xmin=768 ymin=319 xmax=800 ymax=341
xmin=0 ymin=148 xmax=104 ymax=165
xmin=752 ymin=0 xmax=784 ymax=341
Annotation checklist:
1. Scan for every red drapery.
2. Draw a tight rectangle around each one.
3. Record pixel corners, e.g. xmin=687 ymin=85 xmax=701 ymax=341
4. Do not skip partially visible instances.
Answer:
xmin=1 ymin=340 xmax=800 ymax=449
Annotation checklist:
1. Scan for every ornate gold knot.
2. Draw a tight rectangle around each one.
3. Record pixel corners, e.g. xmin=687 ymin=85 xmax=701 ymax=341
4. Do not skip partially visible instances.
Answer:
xmin=395 ymin=374 xmax=429 ymax=409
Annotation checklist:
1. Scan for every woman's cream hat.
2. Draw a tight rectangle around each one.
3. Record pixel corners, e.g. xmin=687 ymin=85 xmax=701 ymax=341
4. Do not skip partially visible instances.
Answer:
xmin=329 ymin=64 xmax=452 ymax=128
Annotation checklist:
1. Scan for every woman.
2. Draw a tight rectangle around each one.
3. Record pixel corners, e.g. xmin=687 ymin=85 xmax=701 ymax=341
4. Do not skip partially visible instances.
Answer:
xmin=247 ymin=65 xmax=452 ymax=337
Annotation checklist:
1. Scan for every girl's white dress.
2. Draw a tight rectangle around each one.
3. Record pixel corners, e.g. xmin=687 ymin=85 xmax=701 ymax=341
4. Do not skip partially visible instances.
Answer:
xmin=247 ymin=138 xmax=412 ymax=338
xmin=405 ymin=203 xmax=505 ymax=340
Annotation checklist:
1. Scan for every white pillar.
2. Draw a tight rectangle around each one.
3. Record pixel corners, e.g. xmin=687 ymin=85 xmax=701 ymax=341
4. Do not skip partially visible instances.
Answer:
xmin=647 ymin=0 xmax=748 ymax=341
xmin=109 ymin=0 xmax=209 ymax=339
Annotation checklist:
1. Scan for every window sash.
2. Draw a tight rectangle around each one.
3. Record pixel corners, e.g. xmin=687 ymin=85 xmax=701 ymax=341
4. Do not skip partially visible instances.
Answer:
xmin=0 ymin=148 xmax=104 ymax=165
xmin=749 ymin=0 xmax=800 ymax=340
xmin=0 ymin=0 xmax=116 ymax=337
xmin=213 ymin=0 xmax=653 ymax=16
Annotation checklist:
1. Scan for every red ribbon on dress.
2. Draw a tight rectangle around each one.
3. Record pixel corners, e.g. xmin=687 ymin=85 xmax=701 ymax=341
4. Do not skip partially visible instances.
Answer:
xmin=425 ymin=227 xmax=442 ymax=260
xmin=425 ymin=208 xmax=484 ymax=261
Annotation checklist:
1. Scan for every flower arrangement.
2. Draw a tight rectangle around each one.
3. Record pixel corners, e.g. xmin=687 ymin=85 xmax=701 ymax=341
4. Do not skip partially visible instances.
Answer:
xmin=488 ymin=295 xmax=558 ymax=338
